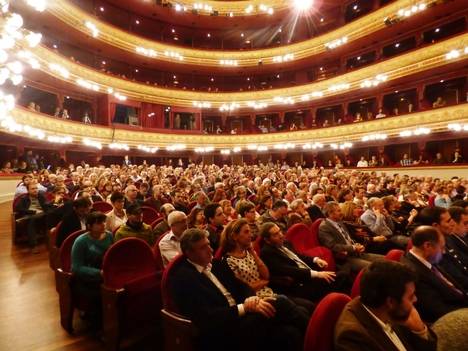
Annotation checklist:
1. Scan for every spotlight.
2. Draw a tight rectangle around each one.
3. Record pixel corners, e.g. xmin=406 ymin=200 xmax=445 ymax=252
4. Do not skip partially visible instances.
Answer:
xmin=294 ymin=0 xmax=313 ymax=12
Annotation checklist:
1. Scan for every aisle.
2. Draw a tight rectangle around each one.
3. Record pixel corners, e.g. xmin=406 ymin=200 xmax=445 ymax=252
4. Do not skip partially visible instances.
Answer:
xmin=0 ymin=202 xmax=103 ymax=351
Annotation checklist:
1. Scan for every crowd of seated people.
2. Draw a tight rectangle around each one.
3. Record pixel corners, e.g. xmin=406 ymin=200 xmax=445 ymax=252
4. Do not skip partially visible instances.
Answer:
xmin=8 ymin=160 xmax=468 ymax=349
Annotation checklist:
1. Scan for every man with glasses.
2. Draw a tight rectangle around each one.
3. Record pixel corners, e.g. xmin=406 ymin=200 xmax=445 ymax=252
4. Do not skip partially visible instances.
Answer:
xmin=123 ymin=184 xmax=140 ymax=210
xmin=115 ymin=204 xmax=155 ymax=245
xmin=159 ymin=211 xmax=188 ymax=267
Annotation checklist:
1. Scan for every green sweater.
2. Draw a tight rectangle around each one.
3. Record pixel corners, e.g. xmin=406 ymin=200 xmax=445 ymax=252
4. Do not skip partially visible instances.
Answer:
xmin=71 ymin=232 xmax=113 ymax=283
xmin=114 ymin=222 xmax=155 ymax=246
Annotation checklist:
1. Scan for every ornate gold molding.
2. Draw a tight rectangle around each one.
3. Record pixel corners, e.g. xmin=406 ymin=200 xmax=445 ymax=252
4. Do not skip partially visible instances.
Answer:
xmin=26 ymin=33 xmax=468 ymax=107
xmin=10 ymin=104 xmax=468 ymax=149
xmin=46 ymin=0 xmax=416 ymax=67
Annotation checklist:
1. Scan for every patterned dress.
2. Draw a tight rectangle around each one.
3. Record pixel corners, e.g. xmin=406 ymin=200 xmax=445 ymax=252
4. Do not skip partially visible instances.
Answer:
xmin=226 ymin=251 xmax=275 ymax=298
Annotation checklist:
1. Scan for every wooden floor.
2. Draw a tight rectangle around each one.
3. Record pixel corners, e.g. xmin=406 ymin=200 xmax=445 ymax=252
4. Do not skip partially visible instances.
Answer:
xmin=0 ymin=201 xmax=104 ymax=351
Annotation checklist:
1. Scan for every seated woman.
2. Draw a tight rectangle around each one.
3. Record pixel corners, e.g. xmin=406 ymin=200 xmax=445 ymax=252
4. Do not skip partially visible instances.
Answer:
xmin=382 ymin=195 xmax=418 ymax=236
xmin=219 ymin=199 xmax=237 ymax=224
xmin=340 ymin=201 xmax=392 ymax=255
xmin=71 ymin=211 xmax=113 ymax=329
xmin=187 ymin=207 xmax=207 ymax=231
xmin=219 ymin=219 xmax=314 ymax=314
xmin=106 ymin=192 xmax=127 ymax=232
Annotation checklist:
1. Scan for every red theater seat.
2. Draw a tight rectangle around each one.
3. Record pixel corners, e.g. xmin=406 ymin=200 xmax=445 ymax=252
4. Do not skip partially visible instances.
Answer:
xmin=141 ymin=206 xmax=160 ymax=224
xmin=303 ymin=293 xmax=351 ymax=351
xmin=350 ymin=269 xmax=365 ymax=298
xmin=385 ymin=249 xmax=405 ymax=262
xmin=161 ymin=254 xmax=197 ymax=351
xmin=101 ymin=237 xmax=162 ymax=351
xmin=92 ymin=201 xmax=113 ymax=213
xmin=48 ymin=221 xmax=62 ymax=270
xmin=54 ymin=229 xmax=87 ymax=333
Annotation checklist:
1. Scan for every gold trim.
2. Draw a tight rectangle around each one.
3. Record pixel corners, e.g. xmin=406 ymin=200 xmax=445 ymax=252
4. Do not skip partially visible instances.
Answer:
xmin=46 ymin=0 xmax=419 ymax=67
xmin=26 ymin=33 xmax=468 ymax=107
xmin=158 ymin=0 xmax=289 ymax=16
xmin=10 ymin=104 xmax=468 ymax=149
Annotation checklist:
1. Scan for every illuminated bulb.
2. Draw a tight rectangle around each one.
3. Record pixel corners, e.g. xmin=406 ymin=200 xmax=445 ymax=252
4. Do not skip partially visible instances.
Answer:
xmin=25 ymin=32 xmax=42 ymax=47
xmin=0 ymin=34 xmax=15 ymax=49
xmin=294 ymin=0 xmax=313 ymax=12
xmin=6 ymin=13 xmax=23 ymax=31
xmin=0 ymin=50 xmax=7 ymax=63
xmin=7 ymin=61 xmax=23 ymax=74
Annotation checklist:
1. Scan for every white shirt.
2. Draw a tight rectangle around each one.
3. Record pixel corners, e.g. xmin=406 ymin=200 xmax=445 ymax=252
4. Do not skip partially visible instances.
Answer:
xmin=362 ymin=304 xmax=407 ymax=351
xmin=106 ymin=209 xmax=127 ymax=232
xmin=279 ymin=246 xmax=319 ymax=278
xmin=159 ymin=231 xmax=182 ymax=267
xmin=357 ymin=160 xmax=369 ymax=167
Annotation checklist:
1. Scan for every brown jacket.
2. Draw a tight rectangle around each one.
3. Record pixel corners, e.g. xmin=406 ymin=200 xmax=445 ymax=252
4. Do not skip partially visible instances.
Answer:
xmin=334 ymin=298 xmax=436 ymax=351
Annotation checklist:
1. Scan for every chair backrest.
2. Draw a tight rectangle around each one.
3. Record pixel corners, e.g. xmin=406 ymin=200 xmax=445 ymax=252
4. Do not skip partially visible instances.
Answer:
xmin=350 ymin=269 xmax=365 ymax=298
xmin=161 ymin=254 xmax=186 ymax=312
xmin=151 ymin=217 xmax=164 ymax=229
xmin=385 ymin=249 xmax=405 ymax=262
xmin=306 ymin=218 xmax=323 ymax=248
xmin=141 ymin=206 xmax=160 ymax=224
xmin=102 ymin=237 xmax=157 ymax=289
xmin=12 ymin=193 xmax=28 ymax=211
xmin=153 ymin=232 xmax=169 ymax=271
xmin=286 ymin=223 xmax=312 ymax=254
xmin=50 ymin=221 xmax=62 ymax=248
xmin=59 ymin=229 xmax=87 ymax=272
xmin=92 ymin=201 xmax=113 ymax=213
xmin=303 ymin=292 xmax=351 ymax=351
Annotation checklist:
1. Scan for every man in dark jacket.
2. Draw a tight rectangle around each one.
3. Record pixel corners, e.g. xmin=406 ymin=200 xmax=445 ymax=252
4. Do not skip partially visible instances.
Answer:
xmin=56 ymin=197 xmax=92 ymax=247
xmin=335 ymin=260 xmax=437 ymax=351
xmin=14 ymin=181 xmax=50 ymax=253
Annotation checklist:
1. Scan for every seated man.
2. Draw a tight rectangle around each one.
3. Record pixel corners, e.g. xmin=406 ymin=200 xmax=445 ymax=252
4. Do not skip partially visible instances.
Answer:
xmin=334 ymin=260 xmax=437 ymax=351
xmin=447 ymin=206 xmax=468 ymax=265
xmin=171 ymin=228 xmax=309 ymax=351
xmin=260 ymin=222 xmax=349 ymax=300
xmin=318 ymin=201 xmax=383 ymax=274
xmin=14 ymin=181 xmax=50 ymax=253
xmin=307 ymin=194 xmax=326 ymax=222
xmin=159 ymin=211 xmax=187 ymax=267
xmin=204 ymin=202 xmax=226 ymax=251
xmin=115 ymin=204 xmax=155 ymax=246
xmin=361 ymin=197 xmax=409 ymax=249
xmin=123 ymin=184 xmax=140 ymax=209
xmin=418 ymin=206 xmax=468 ymax=292
xmin=56 ymin=197 xmax=92 ymax=247
xmin=257 ymin=200 xmax=289 ymax=232
xmin=153 ymin=203 xmax=175 ymax=239
xmin=400 ymin=226 xmax=468 ymax=323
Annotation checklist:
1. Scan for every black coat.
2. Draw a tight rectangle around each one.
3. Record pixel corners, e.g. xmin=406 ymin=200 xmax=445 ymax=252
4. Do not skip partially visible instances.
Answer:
xmin=307 ymin=205 xmax=325 ymax=222
xmin=400 ymin=252 xmax=468 ymax=323
xmin=56 ymin=210 xmax=83 ymax=247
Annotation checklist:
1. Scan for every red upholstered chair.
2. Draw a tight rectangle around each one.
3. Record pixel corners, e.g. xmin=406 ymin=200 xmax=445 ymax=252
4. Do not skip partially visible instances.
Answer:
xmin=92 ymin=201 xmax=113 ymax=213
xmin=54 ymin=229 xmax=87 ymax=332
xmin=385 ymin=249 xmax=405 ymax=262
xmin=350 ymin=269 xmax=365 ymax=298
xmin=303 ymin=293 xmax=351 ymax=351
xmin=406 ymin=239 xmax=413 ymax=252
xmin=48 ymin=221 xmax=62 ymax=270
xmin=214 ymin=247 xmax=223 ymax=260
xmin=161 ymin=254 xmax=197 ymax=351
xmin=286 ymin=223 xmax=312 ymax=253
xmin=141 ymin=206 xmax=160 ymax=224
xmin=151 ymin=217 xmax=164 ymax=229
xmin=153 ymin=232 xmax=169 ymax=271
xmin=308 ymin=218 xmax=323 ymax=247
xmin=428 ymin=195 xmax=436 ymax=208
xmin=101 ymin=238 xmax=162 ymax=351
xmin=306 ymin=246 xmax=336 ymax=272
xmin=11 ymin=194 xmax=32 ymax=244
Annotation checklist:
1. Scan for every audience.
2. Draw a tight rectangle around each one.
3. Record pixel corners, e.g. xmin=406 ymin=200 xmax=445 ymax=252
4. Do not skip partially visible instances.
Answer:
xmin=56 ymin=197 xmax=92 ymax=247
xmin=204 ymin=203 xmax=225 ymax=252
xmin=153 ymin=203 xmax=175 ymax=238
xmin=105 ymin=192 xmax=127 ymax=232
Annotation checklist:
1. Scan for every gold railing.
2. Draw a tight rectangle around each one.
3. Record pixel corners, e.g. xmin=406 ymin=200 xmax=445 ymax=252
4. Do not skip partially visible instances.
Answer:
xmin=45 ymin=0 xmax=420 ymax=67
xmin=25 ymin=33 xmax=468 ymax=108
xmin=9 ymin=104 xmax=468 ymax=149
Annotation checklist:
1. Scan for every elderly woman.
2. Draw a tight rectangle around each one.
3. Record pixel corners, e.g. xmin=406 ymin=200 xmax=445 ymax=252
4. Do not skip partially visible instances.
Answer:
xmin=289 ymin=199 xmax=312 ymax=226
xmin=105 ymin=192 xmax=127 ymax=232
xmin=71 ymin=211 xmax=113 ymax=329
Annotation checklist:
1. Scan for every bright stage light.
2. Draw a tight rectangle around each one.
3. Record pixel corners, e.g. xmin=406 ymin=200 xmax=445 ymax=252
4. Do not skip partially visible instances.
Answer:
xmin=294 ymin=0 xmax=313 ymax=12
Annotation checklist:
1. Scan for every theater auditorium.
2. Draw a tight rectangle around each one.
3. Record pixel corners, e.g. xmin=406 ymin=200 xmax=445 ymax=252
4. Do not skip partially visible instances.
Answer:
xmin=0 ymin=0 xmax=467 ymax=350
